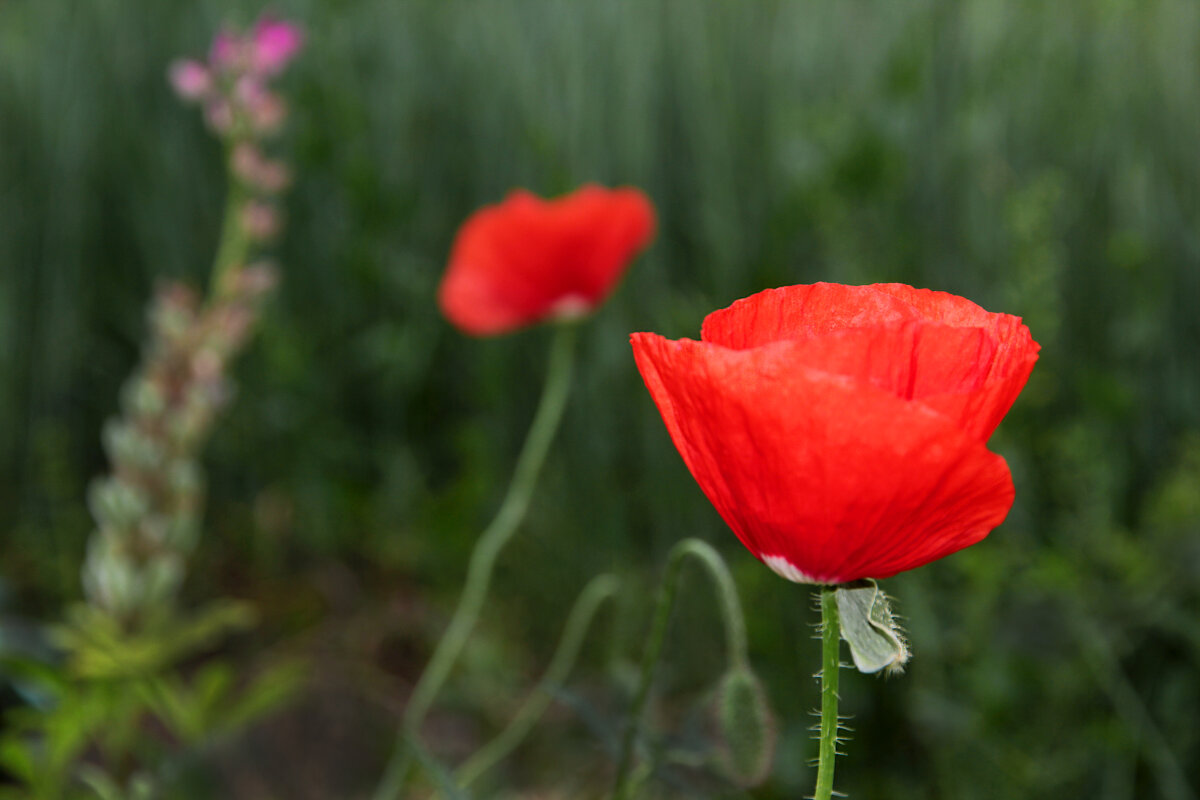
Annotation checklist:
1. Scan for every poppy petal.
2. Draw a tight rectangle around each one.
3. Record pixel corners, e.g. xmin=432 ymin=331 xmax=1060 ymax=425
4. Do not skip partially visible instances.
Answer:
xmin=438 ymin=185 xmax=655 ymax=336
xmin=631 ymin=331 xmax=1016 ymax=583
xmin=702 ymin=284 xmax=1039 ymax=441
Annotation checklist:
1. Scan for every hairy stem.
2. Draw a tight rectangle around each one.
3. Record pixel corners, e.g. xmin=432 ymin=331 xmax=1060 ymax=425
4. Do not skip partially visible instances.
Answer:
xmin=813 ymin=586 xmax=841 ymax=800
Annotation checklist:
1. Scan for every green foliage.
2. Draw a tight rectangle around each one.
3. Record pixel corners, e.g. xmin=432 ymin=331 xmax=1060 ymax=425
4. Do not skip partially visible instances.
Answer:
xmin=53 ymin=601 xmax=256 ymax=680
xmin=1 ymin=0 xmax=1199 ymax=797
xmin=0 ymin=603 xmax=303 ymax=800
xmin=836 ymin=581 xmax=909 ymax=676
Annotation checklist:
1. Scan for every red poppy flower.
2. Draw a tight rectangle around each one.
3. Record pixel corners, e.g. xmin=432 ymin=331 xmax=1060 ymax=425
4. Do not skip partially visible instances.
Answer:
xmin=631 ymin=283 xmax=1039 ymax=584
xmin=438 ymin=185 xmax=656 ymax=336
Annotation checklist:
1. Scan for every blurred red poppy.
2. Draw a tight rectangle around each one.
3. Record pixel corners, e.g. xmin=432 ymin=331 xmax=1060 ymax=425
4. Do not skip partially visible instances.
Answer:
xmin=631 ymin=283 xmax=1039 ymax=584
xmin=439 ymin=185 xmax=656 ymax=336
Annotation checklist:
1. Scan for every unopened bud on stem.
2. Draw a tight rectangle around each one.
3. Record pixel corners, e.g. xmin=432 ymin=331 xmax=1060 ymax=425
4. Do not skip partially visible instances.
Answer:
xmin=713 ymin=666 xmax=777 ymax=787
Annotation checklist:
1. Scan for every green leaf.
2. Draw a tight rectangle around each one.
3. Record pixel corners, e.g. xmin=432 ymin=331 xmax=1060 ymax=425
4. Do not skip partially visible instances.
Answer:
xmin=835 ymin=580 xmax=910 ymax=675
xmin=55 ymin=601 xmax=257 ymax=679
xmin=77 ymin=766 xmax=125 ymax=800
xmin=0 ymin=735 xmax=35 ymax=783
xmin=213 ymin=660 xmax=306 ymax=737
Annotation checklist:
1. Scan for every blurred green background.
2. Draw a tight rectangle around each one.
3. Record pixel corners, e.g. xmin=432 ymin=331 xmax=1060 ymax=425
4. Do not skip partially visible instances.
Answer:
xmin=3 ymin=0 xmax=1199 ymax=797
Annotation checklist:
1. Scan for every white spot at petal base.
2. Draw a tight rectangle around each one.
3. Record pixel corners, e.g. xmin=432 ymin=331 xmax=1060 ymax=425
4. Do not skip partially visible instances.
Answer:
xmin=762 ymin=554 xmax=833 ymax=585
xmin=548 ymin=293 xmax=593 ymax=321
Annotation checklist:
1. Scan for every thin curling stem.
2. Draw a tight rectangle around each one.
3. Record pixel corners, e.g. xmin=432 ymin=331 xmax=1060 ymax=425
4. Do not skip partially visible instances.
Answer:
xmin=455 ymin=573 xmax=620 ymax=789
xmin=610 ymin=538 xmax=749 ymax=799
xmin=373 ymin=324 xmax=577 ymax=800
xmin=813 ymin=586 xmax=841 ymax=800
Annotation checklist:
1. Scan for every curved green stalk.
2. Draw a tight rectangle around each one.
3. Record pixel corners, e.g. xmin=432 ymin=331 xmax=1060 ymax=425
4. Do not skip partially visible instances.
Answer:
xmin=813 ymin=586 xmax=841 ymax=800
xmin=610 ymin=538 xmax=749 ymax=799
xmin=209 ymin=158 xmax=250 ymax=299
xmin=455 ymin=573 xmax=620 ymax=788
xmin=372 ymin=324 xmax=577 ymax=800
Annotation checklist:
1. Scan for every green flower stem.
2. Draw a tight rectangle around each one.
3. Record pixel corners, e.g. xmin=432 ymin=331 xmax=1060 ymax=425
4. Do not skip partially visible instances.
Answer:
xmin=455 ymin=573 xmax=620 ymax=789
xmin=372 ymin=324 xmax=577 ymax=800
xmin=209 ymin=163 xmax=250 ymax=299
xmin=813 ymin=586 xmax=842 ymax=800
xmin=610 ymin=538 xmax=749 ymax=800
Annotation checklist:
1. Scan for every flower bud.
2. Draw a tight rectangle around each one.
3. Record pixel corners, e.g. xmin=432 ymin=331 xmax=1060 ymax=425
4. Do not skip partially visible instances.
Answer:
xmin=234 ymin=75 xmax=265 ymax=108
xmin=230 ymin=144 xmax=291 ymax=193
xmin=167 ymin=396 xmax=215 ymax=447
xmin=256 ymin=158 xmax=291 ymax=194
xmin=167 ymin=459 xmax=204 ymax=506
xmin=209 ymin=30 xmax=245 ymax=74
xmin=83 ymin=536 xmax=140 ymax=617
xmin=120 ymin=375 xmax=166 ymax=419
xmin=191 ymin=346 xmax=226 ymax=383
xmin=102 ymin=419 xmax=163 ymax=472
xmin=168 ymin=60 xmax=212 ymax=101
xmin=249 ymin=93 xmax=287 ymax=135
xmin=87 ymin=477 xmax=149 ymax=530
xmin=251 ymin=17 xmax=304 ymax=76
xmin=230 ymin=77 xmax=287 ymax=134
xmin=150 ymin=284 xmax=199 ymax=342
xmin=231 ymin=142 xmax=261 ymax=182
xmin=208 ymin=305 xmax=255 ymax=351
xmin=240 ymin=201 xmax=281 ymax=241
xmin=204 ymin=98 xmax=234 ymax=134
xmin=236 ymin=262 xmax=280 ymax=297
xmin=713 ymin=667 xmax=777 ymax=787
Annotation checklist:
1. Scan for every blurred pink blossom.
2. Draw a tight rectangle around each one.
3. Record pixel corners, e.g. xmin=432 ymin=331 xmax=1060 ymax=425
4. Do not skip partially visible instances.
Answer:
xmin=203 ymin=98 xmax=234 ymax=134
xmin=234 ymin=75 xmax=268 ymax=107
xmin=255 ymin=160 xmax=291 ymax=193
xmin=231 ymin=144 xmax=291 ymax=193
xmin=234 ymin=76 xmax=287 ymax=134
xmin=231 ymin=142 xmax=259 ymax=178
xmin=241 ymin=202 xmax=281 ymax=241
xmin=237 ymin=262 xmax=281 ymax=296
xmin=171 ymin=14 xmax=302 ymax=141
xmin=252 ymin=18 xmax=304 ymax=76
xmin=209 ymin=30 xmax=242 ymax=72
xmin=249 ymin=95 xmax=287 ymax=134
xmin=168 ymin=60 xmax=212 ymax=101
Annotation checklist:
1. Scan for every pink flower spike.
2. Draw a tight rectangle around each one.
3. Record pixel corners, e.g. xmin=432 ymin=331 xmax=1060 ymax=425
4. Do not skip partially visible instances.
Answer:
xmin=168 ymin=60 xmax=212 ymax=101
xmin=252 ymin=18 xmax=304 ymax=76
